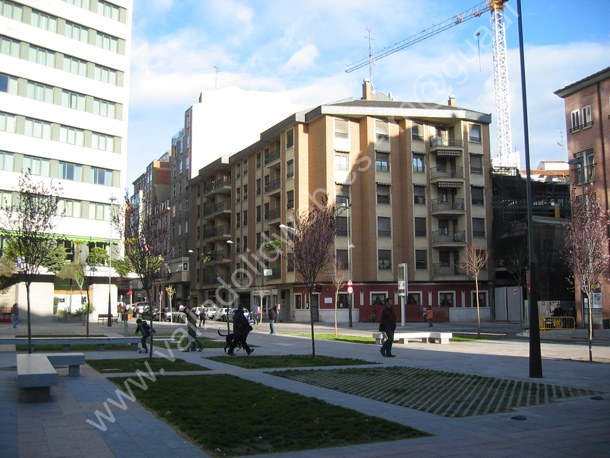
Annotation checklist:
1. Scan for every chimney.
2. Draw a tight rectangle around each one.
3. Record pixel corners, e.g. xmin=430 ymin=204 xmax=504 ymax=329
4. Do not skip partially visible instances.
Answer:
xmin=448 ymin=94 xmax=457 ymax=107
xmin=363 ymin=79 xmax=372 ymax=100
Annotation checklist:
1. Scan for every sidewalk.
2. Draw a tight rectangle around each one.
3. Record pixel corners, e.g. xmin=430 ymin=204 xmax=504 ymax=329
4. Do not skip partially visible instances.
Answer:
xmin=1 ymin=320 xmax=609 ymax=457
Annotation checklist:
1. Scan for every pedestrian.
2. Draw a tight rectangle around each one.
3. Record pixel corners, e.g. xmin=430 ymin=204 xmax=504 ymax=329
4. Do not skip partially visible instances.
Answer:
xmin=183 ymin=305 xmax=204 ymax=352
xmin=256 ymin=305 xmax=261 ymax=324
xmin=426 ymin=307 xmax=434 ymax=327
xmin=379 ymin=298 xmax=396 ymax=357
xmin=228 ymin=304 xmax=254 ymax=356
xmin=11 ymin=303 xmax=19 ymax=328
xmin=199 ymin=306 xmax=206 ymax=327
xmin=135 ymin=318 xmax=155 ymax=353
xmin=277 ymin=303 xmax=281 ymax=322
xmin=269 ymin=303 xmax=278 ymax=334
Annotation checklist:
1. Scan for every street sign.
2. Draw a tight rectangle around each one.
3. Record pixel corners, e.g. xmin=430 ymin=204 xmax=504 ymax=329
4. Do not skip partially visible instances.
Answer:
xmin=347 ymin=278 xmax=353 ymax=295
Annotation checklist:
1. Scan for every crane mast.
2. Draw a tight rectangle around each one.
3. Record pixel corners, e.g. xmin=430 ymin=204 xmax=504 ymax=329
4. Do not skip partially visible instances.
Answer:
xmin=345 ymin=0 xmax=515 ymax=168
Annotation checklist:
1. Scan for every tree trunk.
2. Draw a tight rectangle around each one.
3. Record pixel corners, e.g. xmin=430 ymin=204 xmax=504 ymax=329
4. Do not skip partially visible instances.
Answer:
xmin=308 ymin=287 xmax=316 ymax=357
xmin=475 ymin=277 xmax=481 ymax=338
xmin=334 ymin=292 xmax=338 ymax=337
xmin=26 ymin=281 xmax=33 ymax=354
xmin=587 ymin=292 xmax=593 ymax=362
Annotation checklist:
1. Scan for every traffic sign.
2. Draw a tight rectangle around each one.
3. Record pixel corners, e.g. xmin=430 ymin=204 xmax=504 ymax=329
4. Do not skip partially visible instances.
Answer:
xmin=347 ymin=286 xmax=353 ymax=295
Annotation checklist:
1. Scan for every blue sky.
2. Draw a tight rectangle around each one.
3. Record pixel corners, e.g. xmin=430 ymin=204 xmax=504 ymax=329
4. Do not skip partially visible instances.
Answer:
xmin=127 ymin=0 xmax=610 ymax=188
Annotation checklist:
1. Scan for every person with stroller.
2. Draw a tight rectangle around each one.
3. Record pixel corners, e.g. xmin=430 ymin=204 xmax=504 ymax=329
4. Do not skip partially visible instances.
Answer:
xmin=228 ymin=304 xmax=253 ymax=356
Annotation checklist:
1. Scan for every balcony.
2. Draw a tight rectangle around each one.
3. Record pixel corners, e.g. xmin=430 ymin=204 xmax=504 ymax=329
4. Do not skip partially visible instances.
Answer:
xmin=204 ymin=249 xmax=229 ymax=264
xmin=201 ymin=273 xmax=231 ymax=287
xmin=265 ymin=177 xmax=281 ymax=195
xmin=265 ymin=208 xmax=281 ymax=222
xmin=429 ymin=136 xmax=463 ymax=153
xmin=430 ymin=166 xmax=464 ymax=180
xmin=203 ymin=177 xmax=231 ymax=196
xmin=202 ymin=201 xmax=231 ymax=219
xmin=431 ymin=198 xmax=465 ymax=215
xmin=203 ymin=225 xmax=231 ymax=241
xmin=433 ymin=263 xmax=463 ymax=277
xmin=432 ymin=230 xmax=466 ymax=246
xmin=265 ymin=149 xmax=281 ymax=166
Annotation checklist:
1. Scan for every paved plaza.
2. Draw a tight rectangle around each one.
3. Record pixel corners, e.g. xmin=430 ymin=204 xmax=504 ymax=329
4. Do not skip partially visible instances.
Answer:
xmin=1 ymin=319 xmax=609 ymax=457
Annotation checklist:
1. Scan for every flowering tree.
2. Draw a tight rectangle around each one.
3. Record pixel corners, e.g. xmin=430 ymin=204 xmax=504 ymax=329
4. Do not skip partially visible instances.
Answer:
xmin=292 ymin=193 xmax=336 ymax=357
xmin=460 ymin=244 xmax=491 ymax=338
xmin=562 ymin=187 xmax=610 ymax=362
xmin=331 ymin=260 xmax=347 ymax=337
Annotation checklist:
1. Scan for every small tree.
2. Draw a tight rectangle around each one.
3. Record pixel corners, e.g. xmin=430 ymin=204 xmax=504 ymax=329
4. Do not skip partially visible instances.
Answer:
xmin=0 ymin=174 xmax=62 ymax=353
xmin=460 ymin=244 xmax=491 ymax=338
xmin=166 ymin=285 xmax=176 ymax=323
xmin=331 ymin=260 xmax=347 ymax=337
xmin=562 ymin=187 xmax=610 ymax=362
xmin=292 ymin=193 xmax=336 ymax=357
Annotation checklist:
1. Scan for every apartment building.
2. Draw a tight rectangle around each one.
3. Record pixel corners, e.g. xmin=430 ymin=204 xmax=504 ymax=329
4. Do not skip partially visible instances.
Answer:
xmin=191 ymin=81 xmax=494 ymax=323
xmin=0 ymin=0 xmax=132 ymax=317
xmin=555 ymin=66 xmax=610 ymax=328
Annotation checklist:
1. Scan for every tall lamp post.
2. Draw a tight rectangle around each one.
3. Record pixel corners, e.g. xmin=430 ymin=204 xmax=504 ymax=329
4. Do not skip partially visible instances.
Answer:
xmin=107 ymin=196 xmax=116 ymax=327
xmin=568 ymin=156 xmax=586 ymax=326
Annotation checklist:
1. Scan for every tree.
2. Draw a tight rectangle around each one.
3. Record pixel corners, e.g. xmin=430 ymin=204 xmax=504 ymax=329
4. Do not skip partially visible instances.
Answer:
xmin=460 ymin=244 xmax=491 ymax=338
xmin=116 ymin=197 xmax=169 ymax=360
xmin=291 ymin=193 xmax=336 ymax=357
xmin=331 ymin=260 xmax=347 ymax=337
xmin=0 ymin=174 xmax=62 ymax=353
xmin=562 ymin=187 xmax=610 ymax=362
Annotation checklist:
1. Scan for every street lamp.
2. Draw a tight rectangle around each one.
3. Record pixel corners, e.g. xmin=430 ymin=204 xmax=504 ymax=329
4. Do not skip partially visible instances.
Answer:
xmin=336 ymin=203 xmax=354 ymax=327
xmin=107 ymin=196 xmax=116 ymax=327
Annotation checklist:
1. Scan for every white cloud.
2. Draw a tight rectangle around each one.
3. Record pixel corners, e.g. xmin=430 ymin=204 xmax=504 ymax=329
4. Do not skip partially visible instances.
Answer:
xmin=281 ymin=44 xmax=320 ymax=73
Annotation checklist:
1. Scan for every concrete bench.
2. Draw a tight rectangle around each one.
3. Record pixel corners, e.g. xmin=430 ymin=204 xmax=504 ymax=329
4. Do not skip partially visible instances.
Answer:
xmin=17 ymin=354 xmax=58 ymax=402
xmin=44 ymin=353 xmax=85 ymax=376
xmin=0 ymin=337 xmax=141 ymax=351
xmin=373 ymin=331 xmax=453 ymax=345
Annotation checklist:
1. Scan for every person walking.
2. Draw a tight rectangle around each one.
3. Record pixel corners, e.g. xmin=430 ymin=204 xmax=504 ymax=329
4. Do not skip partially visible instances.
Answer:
xmin=256 ymin=305 xmax=261 ymax=324
xmin=227 ymin=304 xmax=254 ymax=356
xmin=426 ymin=307 xmax=434 ymax=327
xmin=379 ymin=298 xmax=396 ymax=357
xmin=183 ymin=305 xmax=204 ymax=352
xmin=198 ymin=306 xmax=206 ymax=327
xmin=135 ymin=318 xmax=155 ymax=353
xmin=268 ymin=303 xmax=278 ymax=334
xmin=11 ymin=303 xmax=19 ymax=328
xmin=276 ymin=303 xmax=281 ymax=322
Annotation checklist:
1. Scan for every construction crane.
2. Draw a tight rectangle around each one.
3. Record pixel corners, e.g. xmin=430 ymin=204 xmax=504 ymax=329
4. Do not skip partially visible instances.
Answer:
xmin=345 ymin=0 xmax=514 ymax=167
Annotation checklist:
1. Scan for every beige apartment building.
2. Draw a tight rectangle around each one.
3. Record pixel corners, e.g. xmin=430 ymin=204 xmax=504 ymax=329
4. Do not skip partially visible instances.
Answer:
xmin=190 ymin=81 xmax=494 ymax=323
xmin=555 ymin=66 xmax=610 ymax=329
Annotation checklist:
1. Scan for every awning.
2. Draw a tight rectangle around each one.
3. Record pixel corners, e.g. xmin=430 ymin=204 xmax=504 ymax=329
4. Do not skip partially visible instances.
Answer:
xmin=437 ymin=181 xmax=463 ymax=188
xmin=435 ymin=150 xmax=462 ymax=157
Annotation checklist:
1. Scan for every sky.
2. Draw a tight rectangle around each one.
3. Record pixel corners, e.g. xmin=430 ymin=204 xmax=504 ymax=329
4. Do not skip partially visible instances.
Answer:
xmin=127 ymin=0 xmax=610 ymax=189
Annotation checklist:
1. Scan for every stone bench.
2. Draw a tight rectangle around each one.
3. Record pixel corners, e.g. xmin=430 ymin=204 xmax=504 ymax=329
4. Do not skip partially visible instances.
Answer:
xmin=373 ymin=331 xmax=453 ymax=345
xmin=17 ymin=354 xmax=58 ymax=402
xmin=44 ymin=353 xmax=85 ymax=377
xmin=0 ymin=337 xmax=141 ymax=351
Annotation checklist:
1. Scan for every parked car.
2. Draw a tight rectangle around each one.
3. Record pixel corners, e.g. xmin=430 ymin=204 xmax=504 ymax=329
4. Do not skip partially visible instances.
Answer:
xmin=206 ymin=306 xmax=219 ymax=320
xmin=213 ymin=308 xmax=229 ymax=321
xmin=227 ymin=308 xmax=251 ymax=322
xmin=133 ymin=302 xmax=149 ymax=317
xmin=153 ymin=307 xmax=172 ymax=321
xmin=141 ymin=306 xmax=159 ymax=320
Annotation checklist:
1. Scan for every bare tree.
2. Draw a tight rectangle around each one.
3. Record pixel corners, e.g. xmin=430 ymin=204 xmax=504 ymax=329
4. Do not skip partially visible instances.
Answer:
xmin=562 ymin=187 xmax=610 ymax=362
xmin=0 ymin=174 xmax=62 ymax=353
xmin=116 ymin=197 xmax=169 ymax=360
xmin=331 ymin=260 xmax=347 ymax=337
xmin=292 ymin=194 xmax=336 ymax=357
xmin=460 ymin=244 xmax=491 ymax=338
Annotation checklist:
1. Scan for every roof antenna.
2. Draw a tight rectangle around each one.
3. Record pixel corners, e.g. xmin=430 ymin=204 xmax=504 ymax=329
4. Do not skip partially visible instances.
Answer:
xmin=365 ymin=26 xmax=375 ymax=92
xmin=214 ymin=66 xmax=221 ymax=90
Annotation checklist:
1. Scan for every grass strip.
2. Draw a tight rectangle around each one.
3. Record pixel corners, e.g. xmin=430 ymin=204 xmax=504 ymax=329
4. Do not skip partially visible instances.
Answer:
xmin=108 ymin=373 xmax=428 ymax=456
xmin=87 ymin=358 xmax=206 ymax=373
xmin=286 ymin=333 xmax=378 ymax=344
xmin=206 ymin=354 xmax=376 ymax=369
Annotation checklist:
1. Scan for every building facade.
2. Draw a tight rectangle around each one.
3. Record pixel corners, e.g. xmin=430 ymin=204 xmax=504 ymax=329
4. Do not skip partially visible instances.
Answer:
xmin=0 ymin=0 xmax=132 ymax=318
xmin=191 ymin=81 xmax=495 ymax=323
xmin=555 ymin=66 xmax=610 ymax=328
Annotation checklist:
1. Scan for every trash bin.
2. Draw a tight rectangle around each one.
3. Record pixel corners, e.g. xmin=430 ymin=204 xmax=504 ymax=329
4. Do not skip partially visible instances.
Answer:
xmin=603 ymin=319 xmax=609 ymax=330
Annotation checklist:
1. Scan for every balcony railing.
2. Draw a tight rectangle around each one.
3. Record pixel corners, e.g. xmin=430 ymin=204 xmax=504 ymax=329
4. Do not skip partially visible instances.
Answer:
xmin=208 ymin=249 xmax=229 ymax=262
xmin=203 ymin=225 xmax=230 ymax=239
xmin=429 ymin=137 xmax=463 ymax=148
xmin=432 ymin=230 xmax=466 ymax=244
xmin=265 ymin=177 xmax=281 ymax=193
xmin=202 ymin=274 xmax=231 ymax=286
xmin=202 ymin=201 xmax=231 ymax=217
xmin=265 ymin=208 xmax=281 ymax=221
xmin=203 ymin=177 xmax=231 ymax=195
xmin=433 ymin=263 xmax=462 ymax=276
xmin=430 ymin=167 xmax=464 ymax=180
xmin=431 ymin=198 xmax=465 ymax=212
xmin=265 ymin=149 xmax=281 ymax=164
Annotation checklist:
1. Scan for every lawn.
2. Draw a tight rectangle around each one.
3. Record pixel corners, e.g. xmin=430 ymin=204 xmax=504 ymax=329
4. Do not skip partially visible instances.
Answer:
xmin=87 ymin=358 xmax=206 ymax=373
xmin=108 ymin=373 xmax=428 ymax=456
xmin=287 ymin=333 xmax=377 ymax=344
xmin=206 ymin=354 xmax=376 ymax=369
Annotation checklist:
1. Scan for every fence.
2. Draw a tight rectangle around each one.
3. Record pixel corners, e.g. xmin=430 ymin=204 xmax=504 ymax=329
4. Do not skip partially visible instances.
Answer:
xmin=539 ymin=316 xmax=576 ymax=331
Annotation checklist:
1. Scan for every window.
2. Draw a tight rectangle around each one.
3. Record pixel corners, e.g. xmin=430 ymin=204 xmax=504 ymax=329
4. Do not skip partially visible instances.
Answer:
xmin=287 ymin=190 xmax=294 ymax=209
xmin=415 ymin=217 xmax=426 ymax=237
xmin=0 ymin=190 xmax=13 ymax=209
xmin=28 ymin=45 xmax=55 ymax=67
xmin=334 ymin=118 xmax=349 ymax=140
xmin=236 ymin=188 xmax=241 ymax=202
xmin=61 ymin=90 xmax=86 ymax=111
xmin=0 ymin=74 xmax=17 ymax=94
xmin=242 ymin=210 xmax=247 ymax=226
xmin=378 ymin=250 xmax=391 ymax=270
xmin=336 ymin=216 xmax=347 ymax=236
xmin=1 ymin=0 xmax=22 ymax=20
xmin=0 ymin=112 xmax=16 ymax=132
xmin=92 ymin=133 xmax=114 ymax=152
xmin=377 ymin=184 xmax=390 ymax=204
xmin=25 ymin=81 xmax=52 ymax=103
xmin=439 ymin=292 xmax=454 ymax=307
xmin=378 ymin=217 xmax=391 ymax=237
xmin=243 ymin=184 xmax=248 ymax=200
xmin=287 ymin=160 xmax=294 ymax=179
xmin=334 ymin=153 xmax=348 ymax=171
xmin=471 ymin=187 xmax=484 ymax=206
xmin=376 ymin=152 xmax=389 ymax=172
xmin=94 ymin=65 xmax=118 ymax=85
xmin=582 ymin=105 xmax=592 ymax=129
xmin=63 ymin=55 xmax=87 ymax=76
xmin=65 ymin=0 xmax=90 ymax=8
xmin=336 ymin=185 xmax=350 ymax=206
xmin=93 ymin=98 xmax=116 ymax=118
xmin=375 ymin=120 xmax=389 ymax=148
xmin=295 ymin=293 xmax=302 ymax=309
xmin=574 ymin=149 xmax=595 ymax=184
xmin=59 ymin=126 xmax=85 ymax=146
xmin=415 ymin=250 xmax=427 ymax=270
xmin=23 ymin=156 xmax=50 ymax=176
xmin=256 ymin=205 xmax=261 ymax=222
xmin=0 ymin=151 xmax=14 ymax=171
xmin=31 ymin=10 xmax=57 ymax=32
xmin=414 ymin=186 xmax=426 ymax=205
xmin=256 ymin=152 xmax=261 ymax=168
xmin=89 ymin=202 xmax=109 ymax=220
xmin=472 ymin=218 xmax=485 ymax=237
xmin=1 ymin=36 xmax=20 ymax=57
xmin=413 ymin=154 xmax=425 ymax=173
xmin=65 ymin=22 xmax=89 ymax=42
xmin=570 ymin=110 xmax=580 ymax=132
xmin=472 ymin=291 xmax=488 ymax=308
xmin=59 ymin=199 xmax=81 ymax=217
xmin=336 ymin=249 xmax=348 ymax=270
xmin=243 ymin=160 xmax=248 ymax=175
xmin=286 ymin=129 xmax=294 ymax=148
xmin=90 ymin=167 xmax=112 ymax=186
xmin=372 ymin=293 xmax=387 ymax=306
xmin=24 ymin=118 xmax=52 ymax=139
xmin=98 ymin=0 xmax=120 ymax=20
xmin=412 ymin=122 xmax=423 ymax=141
xmin=470 ymin=155 xmax=483 ymax=174
xmin=469 ymin=124 xmax=482 ymax=143
xmin=59 ymin=162 xmax=83 ymax=181
xmin=407 ymin=292 xmax=421 ymax=305
xmin=96 ymin=32 xmax=119 ymax=53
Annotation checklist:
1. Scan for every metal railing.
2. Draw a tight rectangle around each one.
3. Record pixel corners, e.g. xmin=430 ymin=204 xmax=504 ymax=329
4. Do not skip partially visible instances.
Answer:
xmin=539 ymin=316 xmax=576 ymax=331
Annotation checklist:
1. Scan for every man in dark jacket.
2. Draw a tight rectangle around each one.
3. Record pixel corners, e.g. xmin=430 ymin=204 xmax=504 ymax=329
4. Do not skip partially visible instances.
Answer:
xmin=135 ymin=318 xmax=155 ymax=353
xmin=228 ymin=304 xmax=253 ymax=356
xmin=268 ymin=303 xmax=278 ymax=334
xmin=379 ymin=298 xmax=396 ymax=357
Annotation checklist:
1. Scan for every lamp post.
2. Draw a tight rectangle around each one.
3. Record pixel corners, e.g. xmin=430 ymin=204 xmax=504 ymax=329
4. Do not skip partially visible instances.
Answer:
xmin=107 ymin=196 xmax=116 ymax=327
